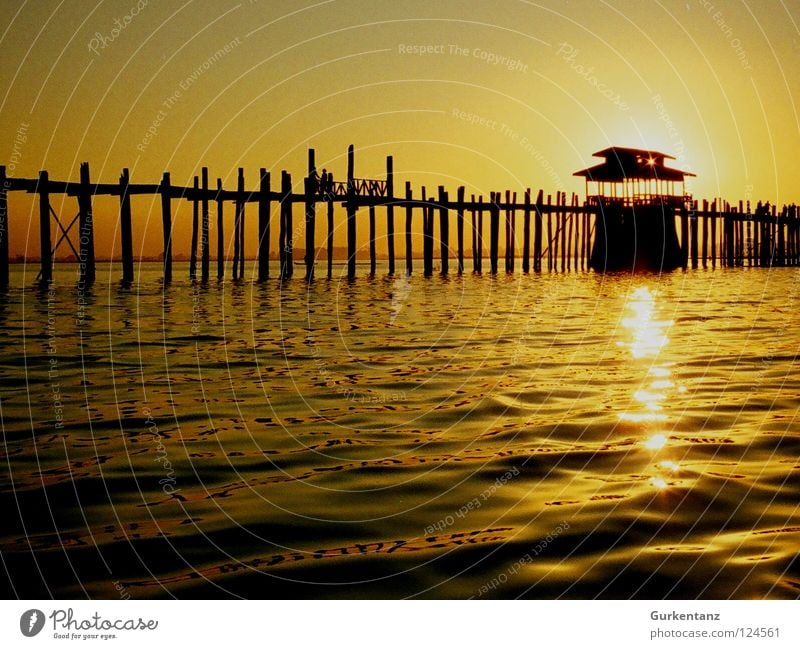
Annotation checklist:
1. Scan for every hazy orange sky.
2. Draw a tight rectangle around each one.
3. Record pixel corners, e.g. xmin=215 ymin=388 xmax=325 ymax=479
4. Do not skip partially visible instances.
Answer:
xmin=1 ymin=0 xmax=798 ymax=260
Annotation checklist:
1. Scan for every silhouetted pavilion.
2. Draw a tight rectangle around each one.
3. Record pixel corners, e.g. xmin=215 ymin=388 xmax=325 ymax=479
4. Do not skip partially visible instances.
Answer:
xmin=574 ymin=147 xmax=695 ymax=271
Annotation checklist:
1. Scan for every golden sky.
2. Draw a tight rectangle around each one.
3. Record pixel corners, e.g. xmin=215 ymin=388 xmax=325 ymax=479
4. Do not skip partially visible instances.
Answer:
xmin=1 ymin=0 xmax=798 ymax=259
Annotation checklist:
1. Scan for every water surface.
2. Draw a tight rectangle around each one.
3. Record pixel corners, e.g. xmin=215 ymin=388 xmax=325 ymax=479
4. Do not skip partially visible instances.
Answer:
xmin=1 ymin=263 xmax=799 ymax=598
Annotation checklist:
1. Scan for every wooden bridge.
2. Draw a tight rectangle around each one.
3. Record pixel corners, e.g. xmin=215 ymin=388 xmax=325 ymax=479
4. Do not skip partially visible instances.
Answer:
xmin=0 ymin=144 xmax=798 ymax=286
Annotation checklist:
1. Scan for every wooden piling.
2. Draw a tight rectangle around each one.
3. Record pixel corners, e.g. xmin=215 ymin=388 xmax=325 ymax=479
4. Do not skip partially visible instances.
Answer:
xmin=546 ymin=194 xmax=553 ymax=272
xmin=218 ymin=178 xmax=226 ymax=280
xmin=236 ymin=168 xmax=245 ymax=280
xmin=346 ymin=145 xmax=356 ymax=279
xmin=38 ymin=170 xmax=52 ymax=284
xmin=522 ymin=188 xmax=531 ymax=273
xmin=305 ymin=152 xmax=316 ymax=282
xmin=701 ymin=200 xmax=708 ymax=268
xmin=560 ymin=193 xmax=567 ymax=273
xmin=280 ymin=170 xmax=293 ymax=279
xmin=0 ymin=166 xmax=7 ymax=287
xmin=201 ymin=167 xmax=210 ymax=281
xmin=77 ymin=162 xmax=97 ymax=284
xmin=423 ymin=194 xmax=434 ymax=277
xmin=564 ymin=196 xmax=575 ymax=270
xmin=753 ymin=210 xmax=760 ymax=267
xmin=710 ymin=200 xmax=717 ymax=268
xmin=681 ymin=211 xmax=689 ymax=270
xmin=439 ymin=187 xmax=449 ymax=275
xmin=490 ymin=192 xmax=500 ymax=275
xmin=405 ymin=181 xmax=413 ymax=275
xmin=118 ymin=167 xmax=132 ymax=283
xmin=369 ymin=204 xmax=376 ymax=276
xmin=534 ymin=190 xmax=543 ymax=272
xmin=386 ymin=156 xmax=395 ymax=275
xmin=504 ymin=190 xmax=512 ymax=273
xmin=457 ymin=186 xmax=465 ymax=274
xmin=326 ymin=182 xmax=334 ymax=278
xmin=477 ymin=196 xmax=484 ymax=273
xmin=160 ymin=172 xmax=173 ymax=283
xmin=470 ymin=198 xmax=477 ymax=272
xmin=690 ymin=212 xmax=698 ymax=269
xmin=190 ymin=176 xmax=198 ymax=280
xmin=258 ymin=169 xmax=270 ymax=282
xmin=725 ymin=211 xmax=735 ymax=267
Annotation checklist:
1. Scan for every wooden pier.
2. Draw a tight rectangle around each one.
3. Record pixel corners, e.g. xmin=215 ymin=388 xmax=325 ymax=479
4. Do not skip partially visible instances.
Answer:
xmin=0 ymin=145 xmax=798 ymax=286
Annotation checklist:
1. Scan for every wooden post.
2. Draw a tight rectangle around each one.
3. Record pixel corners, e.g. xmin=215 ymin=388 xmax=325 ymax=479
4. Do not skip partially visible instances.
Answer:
xmin=457 ymin=186 xmax=465 ymax=274
xmin=522 ymin=188 xmax=531 ymax=273
xmin=753 ymin=208 xmax=760 ymax=267
xmin=38 ymin=170 xmax=52 ymax=284
xmin=470 ymin=197 xmax=477 ymax=273
xmin=439 ymin=186 xmax=449 ymax=275
xmin=710 ymin=200 xmax=717 ymax=268
xmin=725 ymin=212 xmax=735 ymax=267
xmin=681 ymin=211 xmax=689 ymax=270
xmin=477 ymin=196 xmax=484 ymax=273
xmin=534 ymin=190 xmax=543 ymax=272
xmin=369 ymin=204 xmax=376 ymax=275
xmin=0 ymin=166 xmax=7 ymax=287
xmin=546 ymin=194 xmax=553 ymax=272
xmin=386 ymin=156 xmax=395 ymax=275
xmin=560 ymin=192 xmax=567 ymax=272
xmin=258 ymin=169 xmax=270 ymax=282
xmin=566 ymin=197 xmax=574 ymax=272
xmin=701 ymin=199 xmax=708 ymax=268
xmin=280 ymin=170 xmax=292 ymax=279
xmin=504 ymin=190 xmax=511 ymax=273
xmin=160 ymin=172 xmax=173 ymax=283
xmin=509 ymin=191 xmax=517 ymax=272
xmin=423 ymin=195 xmax=434 ymax=277
xmin=201 ymin=167 xmax=210 ymax=281
xmin=78 ymin=162 xmax=97 ymax=284
xmin=490 ymin=192 xmax=500 ymax=275
xmin=190 ymin=176 xmax=199 ymax=280
xmin=346 ymin=144 xmax=356 ymax=279
xmin=690 ymin=204 xmax=698 ymax=269
xmin=237 ymin=168 xmax=245 ymax=280
xmin=778 ymin=207 xmax=786 ymax=266
xmin=305 ymin=151 xmax=316 ymax=281
xmin=326 ymin=180 xmax=334 ymax=279
xmin=117 ymin=167 xmax=132 ymax=283
xmin=405 ymin=181 xmax=413 ymax=275
xmin=218 ymin=178 xmax=227 ymax=280
xmin=573 ymin=194 xmax=580 ymax=271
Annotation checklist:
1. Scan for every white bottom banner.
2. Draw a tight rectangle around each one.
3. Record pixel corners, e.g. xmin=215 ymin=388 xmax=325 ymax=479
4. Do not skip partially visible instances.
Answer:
xmin=0 ymin=600 xmax=796 ymax=648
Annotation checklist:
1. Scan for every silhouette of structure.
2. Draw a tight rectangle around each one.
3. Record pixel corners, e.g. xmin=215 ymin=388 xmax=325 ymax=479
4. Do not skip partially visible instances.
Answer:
xmin=574 ymin=147 xmax=695 ymax=271
xmin=0 ymin=145 xmax=797 ymax=286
